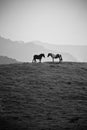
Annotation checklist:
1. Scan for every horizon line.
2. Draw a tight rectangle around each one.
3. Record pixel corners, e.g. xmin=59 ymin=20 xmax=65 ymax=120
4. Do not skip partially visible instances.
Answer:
xmin=0 ymin=35 xmax=87 ymax=46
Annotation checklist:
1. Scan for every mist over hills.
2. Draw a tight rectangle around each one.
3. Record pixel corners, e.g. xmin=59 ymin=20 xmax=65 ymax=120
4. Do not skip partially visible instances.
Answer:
xmin=0 ymin=56 xmax=18 ymax=64
xmin=0 ymin=36 xmax=87 ymax=62
xmin=35 ymin=41 xmax=87 ymax=62
xmin=0 ymin=36 xmax=48 ymax=62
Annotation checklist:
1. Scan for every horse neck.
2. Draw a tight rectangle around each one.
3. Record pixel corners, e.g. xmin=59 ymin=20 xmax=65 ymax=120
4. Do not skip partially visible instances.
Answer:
xmin=48 ymin=53 xmax=53 ymax=57
xmin=41 ymin=54 xmax=44 ymax=58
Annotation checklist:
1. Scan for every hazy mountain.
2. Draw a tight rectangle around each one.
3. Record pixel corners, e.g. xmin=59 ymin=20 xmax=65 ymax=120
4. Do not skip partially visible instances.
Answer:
xmin=35 ymin=41 xmax=87 ymax=62
xmin=0 ymin=36 xmax=86 ymax=62
xmin=0 ymin=56 xmax=18 ymax=64
xmin=0 ymin=36 xmax=48 ymax=62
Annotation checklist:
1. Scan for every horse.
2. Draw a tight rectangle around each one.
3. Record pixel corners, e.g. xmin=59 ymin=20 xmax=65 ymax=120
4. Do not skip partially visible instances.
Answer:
xmin=32 ymin=53 xmax=45 ymax=63
xmin=47 ymin=53 xmax=63 ymax=62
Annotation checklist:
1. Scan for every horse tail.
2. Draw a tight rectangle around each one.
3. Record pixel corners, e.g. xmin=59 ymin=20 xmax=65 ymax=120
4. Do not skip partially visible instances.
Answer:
xmin=32 ymin=55 xmax=35 ymax=63
xmin=32 ymin=59 xmax=34 ymax=63
xmin=59 ymin=55 xmax=63 ymax=62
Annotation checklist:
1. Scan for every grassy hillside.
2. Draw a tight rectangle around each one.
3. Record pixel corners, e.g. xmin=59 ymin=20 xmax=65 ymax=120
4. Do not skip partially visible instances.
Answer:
xmin=0 ymin=62 xmax=87 ymax=130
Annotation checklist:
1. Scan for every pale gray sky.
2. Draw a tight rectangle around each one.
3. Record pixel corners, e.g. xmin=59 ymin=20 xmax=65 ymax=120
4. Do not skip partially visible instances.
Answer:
xmin=0 ymin=0 xmax=87 ymax=45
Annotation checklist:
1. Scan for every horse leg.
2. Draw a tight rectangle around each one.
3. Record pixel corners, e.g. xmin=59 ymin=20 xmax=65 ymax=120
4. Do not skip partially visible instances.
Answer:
xmin=39 ymin=59 xmax=41 ymax=63
xmin=52 ymin=58 xmax=54 ymax=62
xmin=32 ymin=58 xmax=34 ymax=63
xmin=59 ymin=57 xmax=62 ymax=63
xmin=58 ymin=58 xmax=60 ymax=63
xmin=33 ymin=59 xmax=36 ymax=63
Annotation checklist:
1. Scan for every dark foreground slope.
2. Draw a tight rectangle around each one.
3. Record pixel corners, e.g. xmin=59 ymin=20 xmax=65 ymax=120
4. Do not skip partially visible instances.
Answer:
xmin=0 ymin=62 xmax=87 ymax=130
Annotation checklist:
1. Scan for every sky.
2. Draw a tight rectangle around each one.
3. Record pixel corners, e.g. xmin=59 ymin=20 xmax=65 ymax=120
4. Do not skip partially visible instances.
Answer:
xmin=0 ymin=0 xmax=87 ymax=45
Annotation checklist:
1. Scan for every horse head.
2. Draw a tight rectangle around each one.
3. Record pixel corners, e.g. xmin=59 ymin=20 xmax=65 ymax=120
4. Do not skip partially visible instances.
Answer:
xmin=47 ymin=53 xmax=52 ymax=57
xmin=41 ymin=53 xmax=45 ymax=57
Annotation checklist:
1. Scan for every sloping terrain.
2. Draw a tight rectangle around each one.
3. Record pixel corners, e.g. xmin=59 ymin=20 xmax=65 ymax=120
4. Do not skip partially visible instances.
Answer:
xmin=0 ymin=62 xmax=87 ymax=130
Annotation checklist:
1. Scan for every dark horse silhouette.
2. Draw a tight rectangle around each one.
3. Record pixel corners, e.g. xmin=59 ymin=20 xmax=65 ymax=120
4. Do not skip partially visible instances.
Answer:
xmin=32 ymin=53 xmax=45 ymax=63
xmin=47 ymin=53 xmax=63 ymax=62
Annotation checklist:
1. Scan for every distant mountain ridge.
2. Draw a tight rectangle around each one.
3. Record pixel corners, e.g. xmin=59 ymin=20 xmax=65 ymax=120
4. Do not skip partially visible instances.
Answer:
xmin=35 ymin=41 xmax=87 ymax=62
xmin=0 ymin=56 xmax=18 ymax=64
xmin=0 ymin=36 xmax=48 ymax=62
xmin=0 ymin=36 xmax=86 ymax=62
